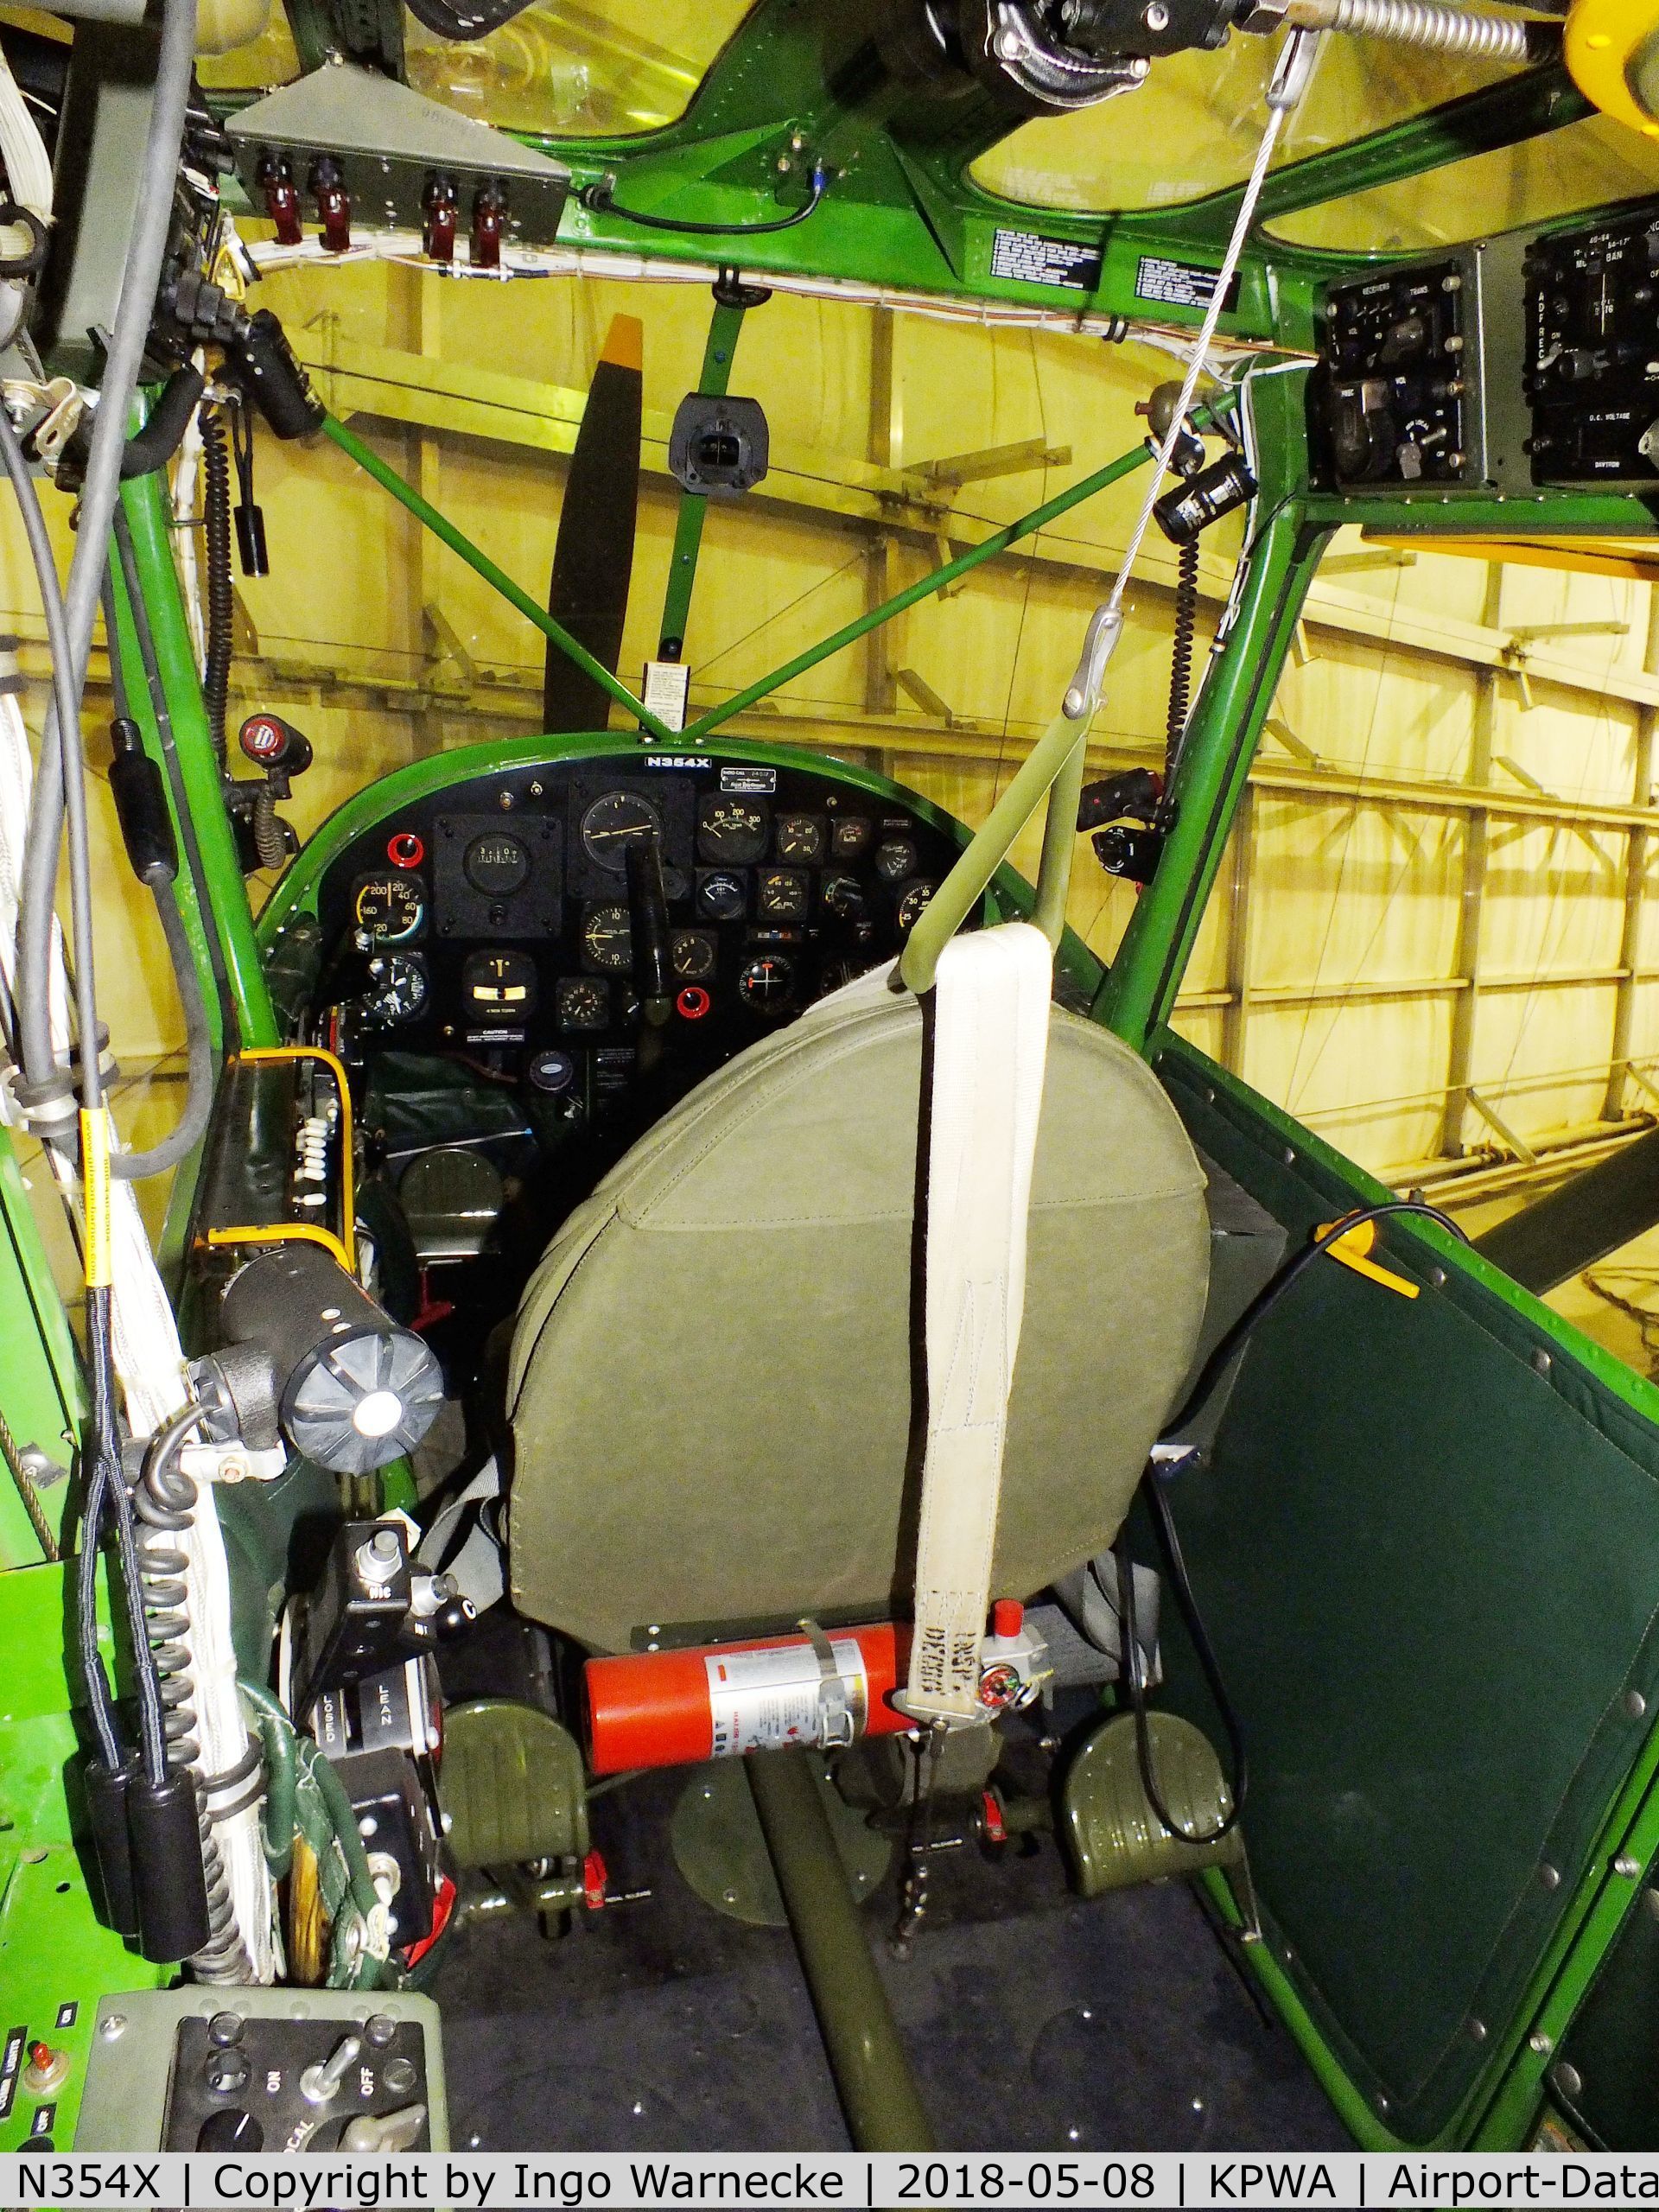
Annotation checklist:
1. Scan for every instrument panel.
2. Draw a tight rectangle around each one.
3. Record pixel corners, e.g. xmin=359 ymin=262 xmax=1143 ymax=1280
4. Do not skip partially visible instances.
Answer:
xmin=308 ymin=750 xmax=968 ymax=1146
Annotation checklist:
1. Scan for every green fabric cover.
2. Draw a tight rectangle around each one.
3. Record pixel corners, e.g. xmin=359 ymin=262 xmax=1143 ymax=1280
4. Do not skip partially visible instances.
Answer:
xmin=506 ymin=986 xmax=1210 ymax=1653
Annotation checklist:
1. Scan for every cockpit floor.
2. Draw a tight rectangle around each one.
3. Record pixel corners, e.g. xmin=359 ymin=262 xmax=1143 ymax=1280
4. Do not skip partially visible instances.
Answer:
xmin=431 ymin=1766 xmax=1349 ymax=2153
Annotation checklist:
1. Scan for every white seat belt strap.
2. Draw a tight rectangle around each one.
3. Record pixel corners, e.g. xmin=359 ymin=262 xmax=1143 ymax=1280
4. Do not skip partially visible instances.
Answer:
xmin=903 ymin=921 xmax=1052 ymax=1726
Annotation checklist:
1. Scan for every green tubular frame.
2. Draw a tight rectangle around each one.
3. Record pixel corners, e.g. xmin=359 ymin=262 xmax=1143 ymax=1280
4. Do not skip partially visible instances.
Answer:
xmin=321 ymin=416 xmax=677 ymax=742
xmin=658 ymin=297 xmax=747 ymax=658
xmin=116 ymin=468 xmax=278 ymax=1047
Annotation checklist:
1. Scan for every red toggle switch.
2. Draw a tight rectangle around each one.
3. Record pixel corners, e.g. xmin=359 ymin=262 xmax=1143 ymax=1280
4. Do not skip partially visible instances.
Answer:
xmin=257 ymin=156 xmax=302 ymax=247
xmin=309 ymin=160 xmax=351 ymax=254
xmin=423 ymin=177 xmax=457 ymax=264
xmin=471 ymin=187 xmax=505 ymax=270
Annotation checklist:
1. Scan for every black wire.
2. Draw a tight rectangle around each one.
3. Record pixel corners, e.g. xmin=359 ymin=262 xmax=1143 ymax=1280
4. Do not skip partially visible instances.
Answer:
xmin=1116 ymin=1197 xmax=1471 ymax=1848
xmin=580 ymin=163 xmax=829 ymax=238
xmin=1115 ymin=1518 xmax=1244 ymax=1846
xmin=80 ymin=1287 xmax=172 ymax=1785
xmin=199 ymin=409 xmax=232 ymax=770
xmin=1164 ymin=1198 xmax=1467 ymax=1440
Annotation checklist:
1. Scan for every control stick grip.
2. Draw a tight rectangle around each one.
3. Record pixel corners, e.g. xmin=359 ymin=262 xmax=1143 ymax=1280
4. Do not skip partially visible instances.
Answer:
xmin=626 ymin=830 xmax=673 ymax=1004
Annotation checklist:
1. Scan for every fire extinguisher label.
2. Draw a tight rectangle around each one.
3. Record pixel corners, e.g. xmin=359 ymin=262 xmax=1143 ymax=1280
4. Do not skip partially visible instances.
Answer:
xmin=705 ymin=1637 xmax=868 ymax=1757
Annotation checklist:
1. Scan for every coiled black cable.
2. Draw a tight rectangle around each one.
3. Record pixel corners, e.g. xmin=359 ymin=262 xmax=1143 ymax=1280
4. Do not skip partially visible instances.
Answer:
xmin=1166 ymin=537 xmax=1199 ymax=769
xmin=199 ymin=409 xmax=233 ymax=770
xmin=133 ymin=1402 xmax=252 ymax=1981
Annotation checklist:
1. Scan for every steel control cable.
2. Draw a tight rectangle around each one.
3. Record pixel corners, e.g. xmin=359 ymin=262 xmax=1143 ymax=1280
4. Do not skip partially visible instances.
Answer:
xmin=14 ymin=0 xmax=199 ymax=1104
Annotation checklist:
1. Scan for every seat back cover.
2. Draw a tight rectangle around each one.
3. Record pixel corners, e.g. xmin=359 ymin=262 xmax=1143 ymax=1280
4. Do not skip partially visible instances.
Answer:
xmin=508 ymin=987 xmax=1211 ymax=1652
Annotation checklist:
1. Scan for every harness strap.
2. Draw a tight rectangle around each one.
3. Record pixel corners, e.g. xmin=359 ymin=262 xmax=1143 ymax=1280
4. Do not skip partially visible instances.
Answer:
xmin=902 ymin=922 xmax=1052 ymax=1726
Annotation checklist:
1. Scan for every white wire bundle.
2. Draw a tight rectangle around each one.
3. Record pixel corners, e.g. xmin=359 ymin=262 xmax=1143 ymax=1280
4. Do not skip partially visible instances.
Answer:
xmin=0 ymin=684 xmax=275 ymax=1980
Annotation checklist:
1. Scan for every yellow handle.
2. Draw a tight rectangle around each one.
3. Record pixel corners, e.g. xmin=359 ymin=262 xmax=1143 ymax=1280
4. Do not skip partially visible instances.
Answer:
xmin=1316 ymin=1216 xmax=1419 ymax=1300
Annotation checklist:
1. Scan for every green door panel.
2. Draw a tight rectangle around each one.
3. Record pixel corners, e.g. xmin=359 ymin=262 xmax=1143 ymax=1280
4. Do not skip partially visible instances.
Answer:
xmin=1154 ymin=1035 xmax=1659 ymax=2145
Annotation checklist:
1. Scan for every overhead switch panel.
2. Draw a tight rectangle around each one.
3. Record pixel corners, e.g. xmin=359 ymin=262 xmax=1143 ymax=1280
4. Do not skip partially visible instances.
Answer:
xmin=1523 ymin=206 xmax=1659 ymax=486
xmin=1312 ymin=255 xmax=1481 ymax=493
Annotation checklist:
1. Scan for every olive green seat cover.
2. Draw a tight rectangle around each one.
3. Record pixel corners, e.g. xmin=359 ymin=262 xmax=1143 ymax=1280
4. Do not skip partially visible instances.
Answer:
xmin=506 ymin=984 xmax=1210 ymax=1654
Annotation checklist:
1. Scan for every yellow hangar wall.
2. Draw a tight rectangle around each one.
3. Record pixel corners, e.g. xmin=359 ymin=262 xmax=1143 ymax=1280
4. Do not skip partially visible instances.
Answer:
xmin=1 ymin=261 xmax=1654 ymax=1295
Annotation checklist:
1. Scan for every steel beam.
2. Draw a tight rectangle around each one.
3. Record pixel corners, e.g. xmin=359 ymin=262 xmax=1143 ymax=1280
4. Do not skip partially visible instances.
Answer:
xmin=1605 ymin=591 xmax=1659 ymax=1122
xmin=1440 ymin=566 xmax=1502 ymax=1160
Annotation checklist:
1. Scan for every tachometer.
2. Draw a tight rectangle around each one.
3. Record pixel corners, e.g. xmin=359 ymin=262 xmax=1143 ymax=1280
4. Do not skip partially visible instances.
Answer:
xmin=896 ymin=880 xmax=937 ymax=932
xmin=582 ymin=790 xmax=663 ymax=873
xmin=582 ymin=902 xmax=634 ymax=974
xmin=353 ymin=874 xmax=425 ymax=943
xmin=698 ymin=797 xmax=768 ymax=865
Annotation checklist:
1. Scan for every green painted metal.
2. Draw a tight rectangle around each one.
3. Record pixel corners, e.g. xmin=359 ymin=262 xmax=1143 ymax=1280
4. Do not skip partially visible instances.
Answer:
xmin=256 ymin=727 xmax=1106 ymax=1007
xmin=102 ymin=537 xmax=224 ymax=1051
xmin=0 ymin=1125 xmax=82 ymax=1571
xmin=680 ymin=441 xmax=1154 ymax=746
xmin=901 ymin=700 xmax=1082 ymax=991
xmin=118 ymin=471 xmax=278 ymax=1047
xmin=1154 ymin=1030 xmax=1659 ymax=2144
xmin=320 ymin=415 xmax=676 ymax=743
xmin=1096 ymin=379 xmax=1325 ymax=1052
xmin=746 ymin=1748 xmax=935 ymax=2152
xmin=0 ymin=1560 xmax=167 ymax=2149
xmin=658 ymin=298 xmax=747 ymax=658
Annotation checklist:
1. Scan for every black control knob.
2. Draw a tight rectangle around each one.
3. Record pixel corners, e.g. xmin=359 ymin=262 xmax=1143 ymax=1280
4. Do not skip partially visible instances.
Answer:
xmin=198 ymin=2109 xmax=264 ymax=2151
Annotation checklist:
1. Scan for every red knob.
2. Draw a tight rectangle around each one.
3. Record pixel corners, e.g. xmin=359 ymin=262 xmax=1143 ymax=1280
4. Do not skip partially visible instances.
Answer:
xmin=582 ymin=1849 xmax=608 ymax=1910
xmin=992 ymin=1598 xmax=1024 ymax=1640
xmin=676 ymin=985 xmax=711 ymax=1020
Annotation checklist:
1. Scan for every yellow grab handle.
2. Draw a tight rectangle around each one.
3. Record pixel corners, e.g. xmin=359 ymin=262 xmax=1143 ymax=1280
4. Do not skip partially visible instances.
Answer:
xmin=1316 ymin=1215 xmax=1420 ymax=1300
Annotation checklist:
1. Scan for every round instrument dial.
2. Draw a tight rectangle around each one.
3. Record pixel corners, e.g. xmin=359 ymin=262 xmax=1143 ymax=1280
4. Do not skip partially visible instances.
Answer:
xmin=698 ymin=798 xmax=768 ymax=865
xmin=582 ymin=790 xmax=662 ymax=873
xmin=874 ymin=836 xmax=918 ymax=884
xmin=697 ymin=870 xmax=747 ymax=922
xmin=462 ymin=949 xmax=537 ymax=1021
xmin=556 ymin=977 xmax=607 ymax=1032
xmin=463 ymin=830 xmax=531 ymax=898
xmin=775 ymin=812 xmax=825 ymax=863
xmin=820 ymin=872 xmax=864 ymax=920
xmin=830 ymin=815 xmax=873 ymax=861
xmin=353 ymin=874 xmax=424 ymax=944
xmin=756 ymin=868 xmax=810 ymax=921
xmin=362 ymin=951 xmax=429 ymax=1025
xmin=737 ymin=953 xmax=795 ymax=1014
xmin=897 ymin=880 xmax=937 ymax=933
xmin=671 ymin=930 xmax=717 ymax=981
xmin=582 ymin=902 xmax=634 ymax=974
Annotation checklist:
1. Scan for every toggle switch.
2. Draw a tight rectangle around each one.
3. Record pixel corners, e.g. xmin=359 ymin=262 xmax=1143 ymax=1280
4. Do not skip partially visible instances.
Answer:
xmin=299 ymin=2031 xmax=362 ymax=2104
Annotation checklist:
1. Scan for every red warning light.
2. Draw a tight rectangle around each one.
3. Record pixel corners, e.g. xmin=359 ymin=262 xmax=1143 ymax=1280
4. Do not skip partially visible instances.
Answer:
xmin=239 ymin=715 xmax=285 ymax=763
xmin=676 ymin=986 xmax=711 ymax=1020
xmin=388 ymin=832 xmax=425 ymax=869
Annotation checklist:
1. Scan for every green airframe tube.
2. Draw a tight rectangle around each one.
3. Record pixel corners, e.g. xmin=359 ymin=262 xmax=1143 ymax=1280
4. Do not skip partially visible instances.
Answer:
xmin=658 ymin=297 xmax=749 ymax=659
xmin=118 ymin=467 xmax=278 ymax=1046
xmin=320 ymin=415 xmax=677 ymax=744
xmin=746 ymin=1749 xmax=936 ymax=2152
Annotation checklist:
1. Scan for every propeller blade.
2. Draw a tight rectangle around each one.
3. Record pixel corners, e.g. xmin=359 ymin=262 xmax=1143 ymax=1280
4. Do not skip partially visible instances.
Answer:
xmin=543 ymin=312 xmax=643 ymax=733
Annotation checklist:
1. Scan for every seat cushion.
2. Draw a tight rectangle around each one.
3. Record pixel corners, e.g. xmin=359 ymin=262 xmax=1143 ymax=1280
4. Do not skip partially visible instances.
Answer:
xmin=506 ymin=979 xmax=1210 ymax=1653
